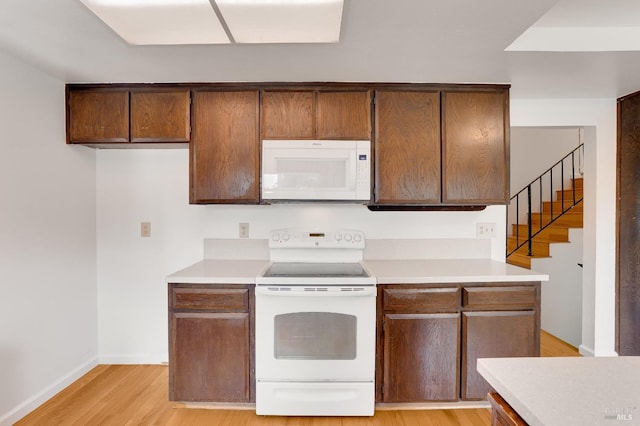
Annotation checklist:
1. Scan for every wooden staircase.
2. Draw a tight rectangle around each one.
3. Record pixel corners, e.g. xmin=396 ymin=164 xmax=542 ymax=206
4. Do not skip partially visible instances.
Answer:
xmin=507 ymin=178 xmax=584 ymax=269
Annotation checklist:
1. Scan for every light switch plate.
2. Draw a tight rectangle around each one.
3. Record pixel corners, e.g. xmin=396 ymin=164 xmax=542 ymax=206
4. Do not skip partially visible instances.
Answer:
xmin=141 ymin=222 xmax=151 ymax=237
xmin=476 ymin=222 xmax=496 ymax=238
xmin=239 ymin=222 xmax=250 ymax=238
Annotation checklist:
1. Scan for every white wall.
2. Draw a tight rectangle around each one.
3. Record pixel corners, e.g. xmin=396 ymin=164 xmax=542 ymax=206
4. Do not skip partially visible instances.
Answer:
xmin=0 ymin=52 xmax=97 ymax=424
xmin=511 ymin=99 xmax=617 ymax=357
xmin=508 ymin=127 xmax=583 ymax=236
xmin=0 ymin=88 xmax=616 ymax=425
xmin=96 ymin=149 xmax=506 ymax=362
xmin=532 ymin=229 xmax=583 ymax=347
xmin=95 ymin=96 xmax=620 ymax=360
xmin=510 ymin=127 xmax=582 ymax=196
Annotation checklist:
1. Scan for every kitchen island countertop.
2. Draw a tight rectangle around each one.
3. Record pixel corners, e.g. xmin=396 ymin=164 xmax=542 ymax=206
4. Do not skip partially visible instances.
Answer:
xmin=478 ymin=356 xmax=640 ymax=426
xmin=167 ymin=258 xmax=547 ymax=284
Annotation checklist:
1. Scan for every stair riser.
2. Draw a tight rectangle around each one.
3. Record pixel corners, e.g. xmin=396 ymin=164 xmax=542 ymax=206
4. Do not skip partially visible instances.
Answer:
xmin=572 ymin=178 xmax=584 ymax=190
xmin=507 ymin=239 xmax=550 ymax=256
xmin=555 ymin=189 xmax=583 ymax=202
xmin=529 ymin=214 xmax=583 ymax=228
xmin=506 ymin=253 xmax=531 ymax=269
xmin=509 ymin=244 xmax=550 ymax=257
xmin=512 ymin=224 xmax=569 ymax=242
xmin=542 ymin=201 xmax=583 ymax=214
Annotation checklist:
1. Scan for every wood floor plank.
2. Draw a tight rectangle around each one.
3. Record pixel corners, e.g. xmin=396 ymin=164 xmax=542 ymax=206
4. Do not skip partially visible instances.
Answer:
xmin=16 ymin=331 xmax=575 ymax=426
xmin=540 ymin=330 xmax=581 ymax=357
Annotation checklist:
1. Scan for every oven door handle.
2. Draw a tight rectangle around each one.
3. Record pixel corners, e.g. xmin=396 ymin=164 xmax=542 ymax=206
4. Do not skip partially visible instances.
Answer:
xmin=255 ymin=286 xmax=377 ymax=297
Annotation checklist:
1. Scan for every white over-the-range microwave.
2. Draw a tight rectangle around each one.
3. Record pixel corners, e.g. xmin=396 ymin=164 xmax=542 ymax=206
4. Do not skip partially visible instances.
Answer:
xmin=261 ymin=139 xmax=371 ymax=201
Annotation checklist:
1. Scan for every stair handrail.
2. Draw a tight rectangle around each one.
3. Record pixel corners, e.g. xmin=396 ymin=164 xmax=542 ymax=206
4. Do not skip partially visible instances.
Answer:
xmin=507 ymin=143 xmax=584 ymax=259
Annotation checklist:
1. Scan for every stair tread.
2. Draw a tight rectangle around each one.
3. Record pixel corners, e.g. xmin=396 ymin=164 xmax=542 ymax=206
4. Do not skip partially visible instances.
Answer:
xmin=512 ymin=224 xmax=572 ymax=232
xmin=532 ymin=210 xmax=582 ymax=215
xmin=508 ymin=235 xmax=574 ymax=243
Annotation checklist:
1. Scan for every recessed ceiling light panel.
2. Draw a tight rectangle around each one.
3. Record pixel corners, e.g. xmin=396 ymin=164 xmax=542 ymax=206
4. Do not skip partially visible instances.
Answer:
xmin=79 ymin=0 xmax=229 ymax=45
xmin=216 ymin=0 xmax=344 ymax=43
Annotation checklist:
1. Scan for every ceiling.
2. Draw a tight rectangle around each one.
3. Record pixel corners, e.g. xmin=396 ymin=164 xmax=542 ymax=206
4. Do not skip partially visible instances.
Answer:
xmin=1 ymin=0 xmax=640 ymax=99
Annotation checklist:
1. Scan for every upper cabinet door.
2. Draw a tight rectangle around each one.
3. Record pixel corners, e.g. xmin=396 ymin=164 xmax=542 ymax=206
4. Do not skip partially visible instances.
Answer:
xmin=261 ymin=89 xmax=371 ymax=140
xmin=67 ymin=89 xmax=129 ymax=143
xmin=374 ymin=90 xmax=441 ymax=204
xmin=442 ymin=90 xmax=509 ymax=204
xmin=317 ymin=91 xmax=371 ymax=139
xmin=130 ymin=90 xmax=191 ymax=143
xmin=261 ymin=91 xmax=315 ymax=139
xmin=191 ymin=90 xmax=260 ymax=204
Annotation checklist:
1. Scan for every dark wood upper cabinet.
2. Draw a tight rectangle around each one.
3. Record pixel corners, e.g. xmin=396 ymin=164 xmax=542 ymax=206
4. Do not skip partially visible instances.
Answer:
xmin=130 ymin=90 xmax=190 ymax=142
xmin=442 ymin=90 xmax=509 ymax=204
xmin=190 ymin=90 xmax=260 ymax=204
xmin=65 ymin=82 xmax=510 ymax=206
xmin=261 ymin=89 xmax=371 ymax=140
xmin=67 ymin=89 xmax=129 ymax=143
xmin=372 ymin=87 xmax=509 ymax=207
xmin=316 ymin=91 xmax=371 ymax=139
xmin=374 ymin=90 xmax=441 ymax=204
xmin=67 ymin=86 xmax=191 ymax=146
xmin=261 ymin=91 xmax=315 ymax=139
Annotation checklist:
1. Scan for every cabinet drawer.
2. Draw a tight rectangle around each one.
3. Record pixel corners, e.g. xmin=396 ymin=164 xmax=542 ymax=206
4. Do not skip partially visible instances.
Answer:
xmin=462 ymin=286 xmax=536 ymax=309
xmin=171 ymin=287 xmax=249 ymax=311
xmin=383 ymin=287 xmax=460 ymax=311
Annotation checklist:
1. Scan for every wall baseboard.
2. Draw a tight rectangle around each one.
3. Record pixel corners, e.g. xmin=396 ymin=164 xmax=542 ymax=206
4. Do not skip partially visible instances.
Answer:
xmin=579 ymin=344 xmax=595 ymax=357
xmin=0 ymin=357 xmax=98 ymax=426
xmin=98 ymin=353 xmax=168 ymax=364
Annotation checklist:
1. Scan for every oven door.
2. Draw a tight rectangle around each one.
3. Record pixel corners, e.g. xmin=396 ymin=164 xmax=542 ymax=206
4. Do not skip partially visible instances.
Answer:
xmin=255 ymin=285 xmax=376 ymax=382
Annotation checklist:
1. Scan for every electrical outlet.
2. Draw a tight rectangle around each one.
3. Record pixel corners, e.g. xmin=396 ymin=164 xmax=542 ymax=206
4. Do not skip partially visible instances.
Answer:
xmin=239 ymin=222 xmax=250 ymax=238
xmin=141 ymin=222 xmax=151 ymax=237
xmin=476 ymin=222 xmax=496 ymax=238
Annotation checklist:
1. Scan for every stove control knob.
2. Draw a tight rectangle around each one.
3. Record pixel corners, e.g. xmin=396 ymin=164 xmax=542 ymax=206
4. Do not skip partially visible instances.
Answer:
xmin=354 ymin=234 xmax=362 ymax=242
xmin=271 ymin=233 xmax=280 ymax=242
xmin=344 ymin=233 xmax=352 ymax=242
xmin=335 ymin=233 xmax=343 ymax=241
xmin=282 ymin=233 xmax=290 ymax=241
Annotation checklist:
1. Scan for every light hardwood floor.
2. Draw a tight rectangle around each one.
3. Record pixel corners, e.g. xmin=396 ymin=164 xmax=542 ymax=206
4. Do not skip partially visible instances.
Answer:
xmin=16 ymin=331 xmax=579 ymax=426
xmin=540 ymin=330 xmax=581 ymax=358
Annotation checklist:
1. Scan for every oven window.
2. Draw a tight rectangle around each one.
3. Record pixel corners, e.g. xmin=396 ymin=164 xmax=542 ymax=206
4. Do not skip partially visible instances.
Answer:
xmin=274 ymin=312 xmax=357 ymax=360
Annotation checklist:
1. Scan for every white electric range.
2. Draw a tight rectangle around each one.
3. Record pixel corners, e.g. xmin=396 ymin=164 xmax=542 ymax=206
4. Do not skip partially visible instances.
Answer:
xmin=254 ymin=228 xmax=376 ymax=416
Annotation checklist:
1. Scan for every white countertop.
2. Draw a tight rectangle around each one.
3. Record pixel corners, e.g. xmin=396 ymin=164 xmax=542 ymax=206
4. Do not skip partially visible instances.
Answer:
xmin=478 ymin=357 xmax=640 ymax=426
xmin=363 ymin=259 xmax=547 ymax=283
xmin=167 ymin=259 xmax=269 ymax=284
xmin=167 ymin=258 xmax=547 ymax=284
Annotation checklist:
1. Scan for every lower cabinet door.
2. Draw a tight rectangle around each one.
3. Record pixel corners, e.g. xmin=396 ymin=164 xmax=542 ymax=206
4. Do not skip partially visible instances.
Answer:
xmin=462 ymin=311 xmax=536 ymax=400
xmin=382 ymin=313 xmax=460 ymax=402
xmin=170 ymin=312 xmax=250 ymax=402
